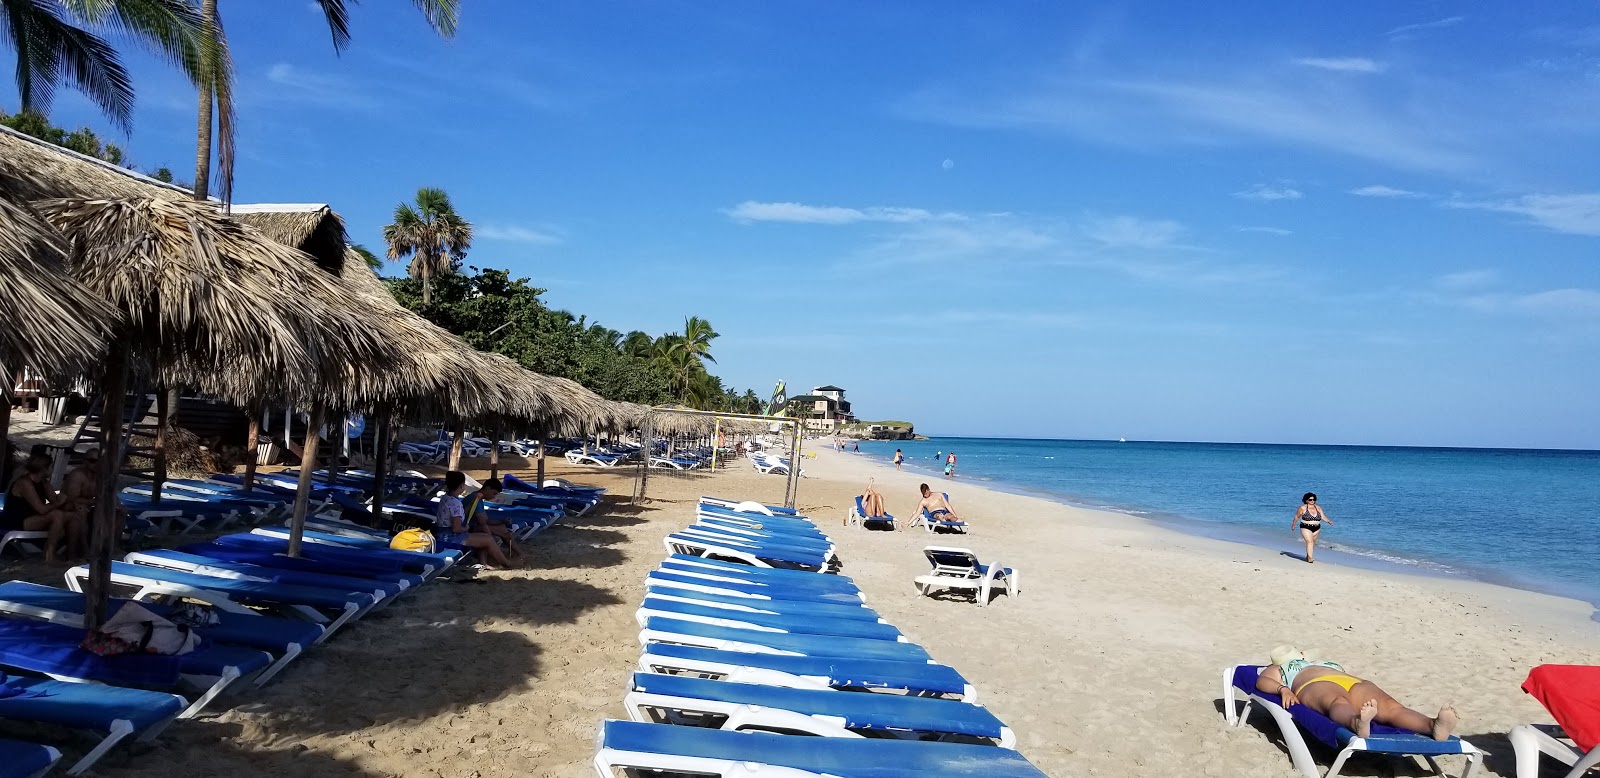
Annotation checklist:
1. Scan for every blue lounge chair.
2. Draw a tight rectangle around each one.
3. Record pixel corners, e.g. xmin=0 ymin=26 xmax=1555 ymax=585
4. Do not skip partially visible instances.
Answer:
xmin=124 ymin=550 xmax=402 ymax=603
xmin=698 ymin=496 xmax=798 ymax=516
xmin=592 ymin=719 xmax=1046 ymax=777
xmin=664 ymin=533 xmax=829 ymax=572
xmin=64 ymin=561 xmax=376 ymax=643
xmin=0 ymin=672 xmax=186 ymax=775
xmin=912 ymin=493 xmax=969 ymax=534
xmin=0 ymin=581 xmax=323 ymax=686
xmin=849 ymin=495 xmax=896 ymax=531
xmin=914 ymin=546 xmax=1020 ymax=606
xmin=0 ymin=738 xmax=60 ymax=778
xmin=690 ymin=518 xmax=831 ymax=544
xmin=644 ymin=587 xmax=881 ymax=622
xmin=681 ymin=525 xmax=835 ymax=557
xmin=638 ymin=642 xmax=976 ymax=701
xmin=624 ymin=672 xmax=1014 ymax=746
xmin=635 ymin=598 xmax=904 ymax=641
xmin=178 ymin=542 xmax=425 ymax=590
xmin=0 ymin=613 xmax=270 ymax=719
xmin=247 ymin=527 xmax=462 ymax=572
xmin=1223 ymin=664 xmax=1483 ymax=778
xmin=210 ymin=532 xmax=452 ymax=578
xmin=640 ymin=617 xmax=932 ymax=663
xmin=660 ymin=555 xmax=857 ymax=587
xmin=646 ymin=570 xmax=866 ymax=606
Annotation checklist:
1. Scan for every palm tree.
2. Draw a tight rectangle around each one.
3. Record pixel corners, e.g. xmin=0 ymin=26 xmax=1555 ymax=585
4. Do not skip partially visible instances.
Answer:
xmin=382 ymin=187 xmax=474 ymax=306
xmin=188 ymin=0 xmax=459 ymax=202
xmin=675 ymin=316 xmax=719 ymax=366
xmin=3 ymin=0 xmax=203 ymax=131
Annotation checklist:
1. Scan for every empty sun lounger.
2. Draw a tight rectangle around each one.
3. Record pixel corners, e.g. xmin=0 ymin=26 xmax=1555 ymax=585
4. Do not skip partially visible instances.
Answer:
xmin=592 ymin=719 xmax=1047 ymax=778
xmin=644 ymin=587 xmax=882 ymax=622
xmin=180 ymin=542 xmax=425 ymax=590
xmin=1222 ymin=664 xmax=1483 ymax=778
xmin=660 ymin=555 xmax=857 ymax=588
xmin=640 ymin=617 xmax=931 ymax=663
xmin=698 ymin=496 xmax=797 ymax=516
xmin=635 ymin=597 xmax=905 ymax=641
xmin=241 ymin=528 xmax=461 ymax=573
xmin=665 ymin=533 xmax=831 ymax=572
xmin=624 ymin=671 xmax=1015 ymax=746
xmin=0 ymin=580 xmax=324 ymax=687
xmin=1511 ymin=664 xmax=1600 ymax=778
xmin=0 ymin=672 xmax=186 ymax=776
xmin=65 ymin=561 xmax=377 ymax=643
xmin=126 ymin=549 xmax=402 ymax=604
xmin=0 ymin=738 xmax=60 ymax=778
xmin=646 ymin=570 xmax=866 ymax=606
xmin=914 ymin=546 xmax=1020 ymax=606
xmin=0 ymin=613 xmax=271 ymax=719
xmin=638 ymin=642 xmax=977 ymax=701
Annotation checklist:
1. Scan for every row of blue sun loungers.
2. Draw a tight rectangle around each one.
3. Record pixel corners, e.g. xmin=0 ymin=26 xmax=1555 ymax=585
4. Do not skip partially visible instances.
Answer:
xmin=591 ymin=496 xmax=1047 ymax=777
xmin=0 ymin=472 xmax=604 ymax=775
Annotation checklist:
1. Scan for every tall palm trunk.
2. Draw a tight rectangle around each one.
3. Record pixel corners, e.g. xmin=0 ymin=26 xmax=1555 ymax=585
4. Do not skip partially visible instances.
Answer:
xmin=192 ymin=0 xmax=219 ymax=200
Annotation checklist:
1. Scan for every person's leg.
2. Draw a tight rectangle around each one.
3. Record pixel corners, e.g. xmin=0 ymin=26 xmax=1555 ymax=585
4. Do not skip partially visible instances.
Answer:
xmin=64 ymin=509 xmax=88 ymax=559
xmin=1356 ymin=684 xmax=1456 ymax=739
xmin=493 ymin=525 xmax=523 ymax=559
xmin=466 ymin=532 xmax=510 ymax=567
xmin=1300 ymin=527 xmax=1317 ymax=563
xmin=23 ymin=511 xmax=67 ymax=561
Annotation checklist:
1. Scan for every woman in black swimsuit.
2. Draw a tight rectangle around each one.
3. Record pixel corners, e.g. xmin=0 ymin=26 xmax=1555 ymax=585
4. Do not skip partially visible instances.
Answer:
xmin=1292 ymin=492 xmax=1332 ymax=564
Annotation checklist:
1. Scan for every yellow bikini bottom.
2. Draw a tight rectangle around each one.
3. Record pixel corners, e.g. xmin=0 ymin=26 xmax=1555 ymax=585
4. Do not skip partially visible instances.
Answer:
xmin=1295 ymin=673 xmax=1363 ymax=693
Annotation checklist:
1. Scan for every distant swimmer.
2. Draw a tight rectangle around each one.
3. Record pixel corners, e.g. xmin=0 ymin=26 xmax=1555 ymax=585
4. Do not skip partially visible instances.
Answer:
xmin=1256 ymin=646 xmax=1457 ymax=741
xmin=1293 ymin=492 xmax=1333 ymax=564
xmin=893 ymin=449 xmax=904 ymax=470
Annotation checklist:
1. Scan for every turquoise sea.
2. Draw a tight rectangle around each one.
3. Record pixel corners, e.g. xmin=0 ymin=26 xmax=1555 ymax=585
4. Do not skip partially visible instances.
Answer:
xmin=854 ymin=437 xmax=1600 ymax=611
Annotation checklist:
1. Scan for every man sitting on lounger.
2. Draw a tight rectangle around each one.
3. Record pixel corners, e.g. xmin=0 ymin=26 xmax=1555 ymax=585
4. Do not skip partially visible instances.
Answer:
xmin=466 ymin=477 xmax=524 ymax=562
xmin=437 ymin=470 xmax=511 ymax=568
xmin=913 ymin=484 xmax=963 ymax=523
xmin=1254 ymin=646 xmax=1458 ymax=740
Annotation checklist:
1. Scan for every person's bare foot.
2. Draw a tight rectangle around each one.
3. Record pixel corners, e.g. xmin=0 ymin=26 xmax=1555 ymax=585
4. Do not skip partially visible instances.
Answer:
xmin=1431 ymin=705 xmax=1458 ymax=741
xmin=1355 ymin=699 xmax=1378 ymax=738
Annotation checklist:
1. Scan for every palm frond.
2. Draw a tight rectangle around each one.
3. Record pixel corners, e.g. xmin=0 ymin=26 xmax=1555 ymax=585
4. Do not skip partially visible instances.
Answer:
xmin=4 ymin=0 xmax=135 ymax=130
xmin=412 ymin=0 xmax=459 ymax=38
xmin=314 ymin=0 xmax=351 ymax=52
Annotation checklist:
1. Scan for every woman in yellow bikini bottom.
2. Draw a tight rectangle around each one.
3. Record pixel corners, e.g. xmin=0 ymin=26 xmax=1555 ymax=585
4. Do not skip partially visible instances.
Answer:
xmin=1255 ymin=650 xmax=1459 ymax=741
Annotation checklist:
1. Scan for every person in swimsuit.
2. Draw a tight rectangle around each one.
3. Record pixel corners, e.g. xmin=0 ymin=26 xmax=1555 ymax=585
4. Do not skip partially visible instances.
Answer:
xmin=944 ymin=451 xmax=956 ymax=478
xmin=860 ymin=478 xmax=889 ymax=519
xmin=913 ymin=483 xmax=963 ymax=522
xmin=1293 ymin=492 xmax=1332 ymax=564
xmin=465 ymin=478 xmax=524 ymax=563
xmin=2 ymin=454 xmax=77 ymax=562
xmin=1254 ymin=646 xmax=1458 ymax=741
xmin=436 ymin=471 xmax=511 ymax=568
xmin=893 ymin=449 xmax=904 ymax=470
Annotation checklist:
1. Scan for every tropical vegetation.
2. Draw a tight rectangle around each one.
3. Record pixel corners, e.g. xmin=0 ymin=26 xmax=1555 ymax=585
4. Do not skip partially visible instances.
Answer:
xmin=382 ymin=187 xmax=473 ymax=306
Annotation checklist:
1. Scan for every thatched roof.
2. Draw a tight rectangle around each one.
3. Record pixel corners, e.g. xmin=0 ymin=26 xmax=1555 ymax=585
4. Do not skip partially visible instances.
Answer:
xmin=229 ymin=205 xmax=349 ymax=273
xmin=32 ymin=197 xmax=406 ymax=408
xmin=0 ymin=192 xmax=116 ymax=378
xmin=0 ymin=124 xmax=193 ymax=202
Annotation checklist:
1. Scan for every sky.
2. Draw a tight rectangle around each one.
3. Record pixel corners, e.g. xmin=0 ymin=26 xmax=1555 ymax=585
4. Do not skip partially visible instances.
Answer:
xmin=8 ymin=2 xmax=1600 ymax=449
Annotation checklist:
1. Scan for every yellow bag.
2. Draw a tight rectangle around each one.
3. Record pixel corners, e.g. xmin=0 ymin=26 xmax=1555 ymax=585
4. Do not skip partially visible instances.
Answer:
xmin=389 ymin=528 xmax=436 ymax=553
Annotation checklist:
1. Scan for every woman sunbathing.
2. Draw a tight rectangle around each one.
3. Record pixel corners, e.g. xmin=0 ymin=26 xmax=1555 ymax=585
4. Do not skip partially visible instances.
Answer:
xmin=1255 ymin=646 xmax=1457 ymax=740
xmin=861 ymin=479 xmax=888 ymax=518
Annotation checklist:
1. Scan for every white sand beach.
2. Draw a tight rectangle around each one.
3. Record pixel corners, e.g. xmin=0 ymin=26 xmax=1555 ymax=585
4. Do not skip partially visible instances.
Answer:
xmin=9 ymin=449 xmax=1594 ymax=777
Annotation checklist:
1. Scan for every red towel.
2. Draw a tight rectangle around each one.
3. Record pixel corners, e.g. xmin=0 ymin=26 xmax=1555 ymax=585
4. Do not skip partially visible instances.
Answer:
xmin=1523 ymin=664 xmax=1600 ymax=753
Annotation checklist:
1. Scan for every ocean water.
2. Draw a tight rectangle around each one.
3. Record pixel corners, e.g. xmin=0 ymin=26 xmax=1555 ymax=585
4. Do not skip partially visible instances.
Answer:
xmin=854 ymin=437 xmax=1600 ymax=609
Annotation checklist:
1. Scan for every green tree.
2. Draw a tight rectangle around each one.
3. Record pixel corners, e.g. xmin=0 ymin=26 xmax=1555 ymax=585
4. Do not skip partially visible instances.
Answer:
xmin=2 ymin=0 xmax=203 ymax=131
xmin=382 ymin=187 xmax=474 ymax=306
xmin=2 ymin=108 xmax=125 ymax=164
xmin=187 ymin=0 xmax=459 ymax=202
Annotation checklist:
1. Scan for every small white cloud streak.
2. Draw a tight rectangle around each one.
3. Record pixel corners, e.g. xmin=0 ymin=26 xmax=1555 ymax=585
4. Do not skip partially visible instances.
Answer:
xmin=1292 ymin=57 xmax=1386 ymax=74
xmin=1386 ymin=16 xmax=1465 ymax=38
xmin=478 ymin=224 xmax=563 ymax=245
xmin=1434 ymin=269 xmax=1499 ymax=291
xmin=1236 ymin=226 xmax=1293 ymax=235
xmin=726 ymin=201 xmax=941 ymax=225
xmin=1084 ymin=215 xmax=1183 ymax=249
xmin=1450 ymin=193 xmax=1600 ymax=236
xmin=1349 ymin=184 xmax=1422 ymax=198
xmin=1235 ymin=184 xmax=1303 ymax=201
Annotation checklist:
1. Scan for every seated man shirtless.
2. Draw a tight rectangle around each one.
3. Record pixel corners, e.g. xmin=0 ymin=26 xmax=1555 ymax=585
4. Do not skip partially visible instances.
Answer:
xmin=1254 ymin=646 xmax=1457 ymax=740
xmin=912 ymin=483 xmax=963 ymax=523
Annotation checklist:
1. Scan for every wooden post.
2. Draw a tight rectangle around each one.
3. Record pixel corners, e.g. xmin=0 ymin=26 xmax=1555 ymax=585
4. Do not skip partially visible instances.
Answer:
xmin=0 ymin=383 xmax=13 ymax=488
xmin=634 ymin=415 xmax=651 ymax=504
xmin=287 ymin=402 xmax=325 ymax=558
xmin=447 ymin=420 xmax=465 ymax=471
xmin=151 ymin=387 xmax=172 ymax=501
xmin=242 ymin=406 xmax=260 ymax=491
xmin=84 ymin=349 xmax=130 ymax=630
xmin=370 ymin=404 xmax=392 ymax=521
xmin=535 ymin=436 xmax=546 ymax=486
xmin=326 ymin=412 xmax=345 ymax=486
xmin=784 ymin=421 xmax=803 ymax=509
xmin=488 ymin=419 xmax=502 ymax=480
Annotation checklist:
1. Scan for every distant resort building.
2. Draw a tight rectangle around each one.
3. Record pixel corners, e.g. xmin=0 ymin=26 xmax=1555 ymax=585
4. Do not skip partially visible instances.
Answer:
xmin=789 ymin=385 xmax=855 ymax=433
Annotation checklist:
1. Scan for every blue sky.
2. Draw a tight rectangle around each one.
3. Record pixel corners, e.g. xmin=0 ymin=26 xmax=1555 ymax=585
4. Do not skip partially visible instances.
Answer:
xmin=9 ymin=2 xmax=1600 ymax=449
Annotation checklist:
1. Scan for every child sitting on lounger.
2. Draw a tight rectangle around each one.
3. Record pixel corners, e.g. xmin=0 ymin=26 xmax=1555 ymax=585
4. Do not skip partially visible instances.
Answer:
xmin=466 ymin=478 xmax=524 ymax=562
xmin=437 ymin=471 xmax=511 ymax=569
xmin=1254 ymin=646 xmax=1457 ymax=740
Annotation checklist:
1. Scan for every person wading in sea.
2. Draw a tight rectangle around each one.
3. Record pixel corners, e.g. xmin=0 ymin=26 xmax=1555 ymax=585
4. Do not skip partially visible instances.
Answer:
xmin=1293 ymin=491 xmax=1333 ymax=564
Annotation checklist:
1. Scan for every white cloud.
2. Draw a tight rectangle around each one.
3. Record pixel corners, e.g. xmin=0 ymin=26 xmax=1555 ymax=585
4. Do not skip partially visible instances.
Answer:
xmin=1292 ymin=57 xmax=1385 ymax=74
xmin=941 ymin=158 xmax=955 ymax=170
xmin=261 ymin=62 xmax=374 ymax=108
xmin=726 ymin=201 xmax=939 ymax=225
xmin=1349 ymin=184 xmax=1422 ymax=198
xmin=1386 ymin=16 xmax=1465 ymax=39
xmin=1235 ymin=184 xmax=1303 ymax=201
xmin=1236 ymin=226 xmax=1293 ymax=235
xmin=477 ymin=224 xmax=562 ymax=245
xmin=1450 ymin=193 xmax=1600 ymax=236
xmin=1084 ymin=215 xmax=1183 ymax=249
xmin=1511 ymin=288 xmax=1600 ymax=315
xmin=1435 ymin=269 xmax=1499 ymax=291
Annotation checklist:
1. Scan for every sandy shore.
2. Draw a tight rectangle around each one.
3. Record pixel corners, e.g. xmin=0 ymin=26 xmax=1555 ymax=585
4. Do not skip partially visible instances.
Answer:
xmin=3 ymin=448 xmax=1596 ymax=776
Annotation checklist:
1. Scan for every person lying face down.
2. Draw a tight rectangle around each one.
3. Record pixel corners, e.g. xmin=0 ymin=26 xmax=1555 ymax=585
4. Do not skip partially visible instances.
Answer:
xmin=1254 ymin=646 xmax=1458 ymax=741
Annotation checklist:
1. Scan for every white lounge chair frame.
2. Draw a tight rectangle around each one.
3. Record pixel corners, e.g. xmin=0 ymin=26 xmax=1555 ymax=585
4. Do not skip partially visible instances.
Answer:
xmin=1220 ymin=663 xmax=1483 ymax=778
xmin=1510 ymin=722 xmax=1598 ymax=778
xmin=913 ymin=546 xmax=1019 ymax=606
xmin=636 ymin=649 xmax=978 ymax=702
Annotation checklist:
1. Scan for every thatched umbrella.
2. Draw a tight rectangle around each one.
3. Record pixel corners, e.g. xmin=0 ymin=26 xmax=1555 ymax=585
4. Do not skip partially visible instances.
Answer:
xmin=32 ymin=196 xmax=407 ymax=627
xmin=0 ymin=191 xmax=118 ymax=484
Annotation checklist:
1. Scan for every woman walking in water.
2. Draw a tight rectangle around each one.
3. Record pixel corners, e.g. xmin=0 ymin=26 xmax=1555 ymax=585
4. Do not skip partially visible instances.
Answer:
xmin=1293 ymin=492 xmax=1332 ymax=563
